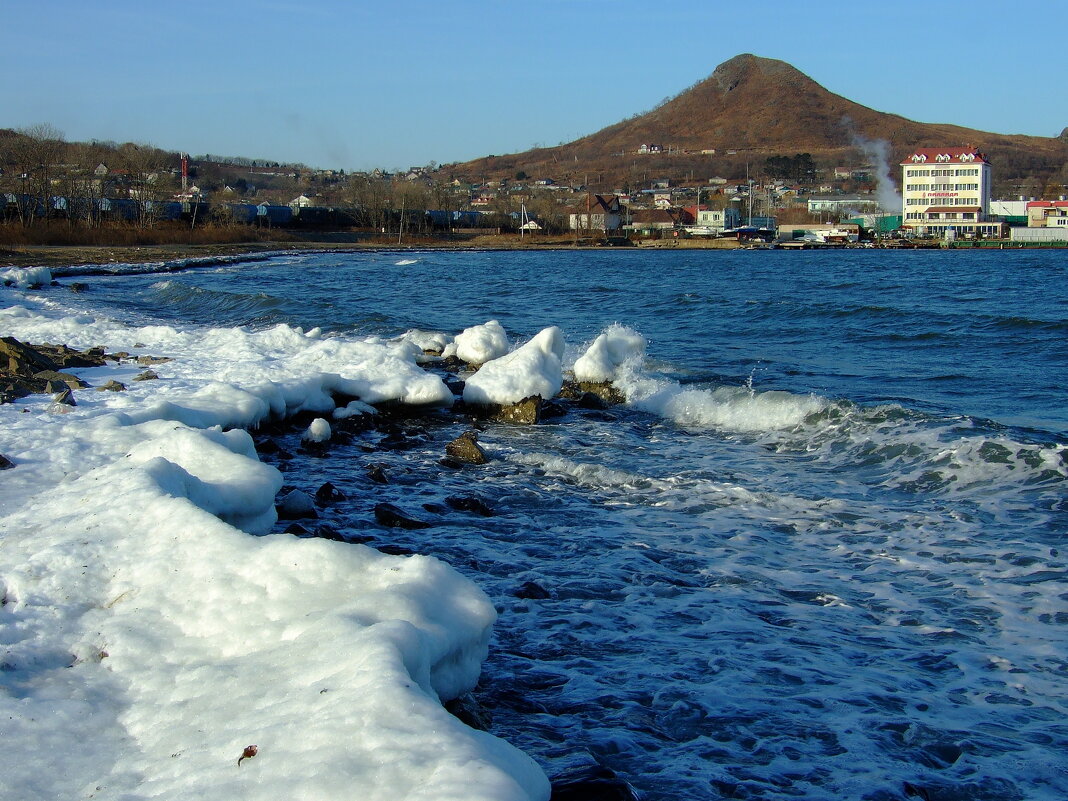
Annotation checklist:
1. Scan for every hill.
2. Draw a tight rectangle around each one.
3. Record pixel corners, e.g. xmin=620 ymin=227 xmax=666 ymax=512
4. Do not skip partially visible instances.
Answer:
xmin=448 ymin=54 xmax=1068 ymax=197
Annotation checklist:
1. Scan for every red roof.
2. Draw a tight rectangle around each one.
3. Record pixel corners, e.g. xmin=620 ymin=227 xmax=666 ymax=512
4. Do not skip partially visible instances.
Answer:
xmin=901 ymin=147 xmax=990 ymax=165
xmin=1026 ymin=200 xmax=1068 ymax=208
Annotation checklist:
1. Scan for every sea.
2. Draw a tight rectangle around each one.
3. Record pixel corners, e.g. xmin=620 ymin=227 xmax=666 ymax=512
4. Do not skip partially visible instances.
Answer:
xmin=48 ymin=247 xmax=1068 ymax=800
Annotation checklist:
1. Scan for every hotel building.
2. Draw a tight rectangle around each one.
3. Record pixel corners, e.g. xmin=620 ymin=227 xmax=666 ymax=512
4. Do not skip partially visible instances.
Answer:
xmin=900 ymin=147 xmax=1003 ymax=238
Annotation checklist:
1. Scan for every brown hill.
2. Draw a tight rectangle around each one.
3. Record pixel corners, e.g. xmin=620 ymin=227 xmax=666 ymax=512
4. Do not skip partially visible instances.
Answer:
xmin=450 ymin=54 xmax=1068 ymax=197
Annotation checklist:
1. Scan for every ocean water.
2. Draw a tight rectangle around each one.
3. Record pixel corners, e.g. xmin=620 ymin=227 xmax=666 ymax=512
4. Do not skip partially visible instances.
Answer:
xmin=54 ymin=248 xmax=1068 ymax=799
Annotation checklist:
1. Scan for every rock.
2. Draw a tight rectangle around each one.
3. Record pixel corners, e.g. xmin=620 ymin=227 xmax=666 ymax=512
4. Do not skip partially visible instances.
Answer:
xmin=373 ymin=503 xmax=431 ymax=530
xmin=1 ymin=336 xmax=59 ymax=375
xmin=445 ymin=431 xmax=488 ymax=464
xmin=444 ymin=693 xmax=493 ymax=731
xmin=284 ymin=522 xmax=310 ymax=536
xmin=69 ymin=282 xmax=88 ymax=293
xmin=0 ymin=453 xmax=14 ymax=470
xmin=515 ymin=580 xmax=551 ymax=600
xmin=498 ymin=396 xmax=542 ymax=424
xmin=576 ymin=381 xmax=626 ymax=405
xmin=136 ymin=355 xmax=172 ymax=365
xmin=97 ymin=380 xmax=127 ymax=392
xmin=52 ymin=388 xmax=77 ymax=406
xmin=366 ymin=464 xmax=390 ymax=484
xmin=550 ymin=759 xmax=640 ymax=801
xmin=376 ymin=543 xmax=417 ymax=556
xmin=445 ymin=494 xmax=495 ymax=517
xmin=33 ymin=344 xmax=107 ymax=369
xmin=133 ymin=370 xmax=159 ymax=381
xmin=277 ymin=489 xmax=318 ymax=520
xmin=34 ymin=370 xmax=88 ymax=389
xmin=422 ymin=502 xmax=448 ymax=515
xmin=315 ymin=482 xmax=346 ymax=504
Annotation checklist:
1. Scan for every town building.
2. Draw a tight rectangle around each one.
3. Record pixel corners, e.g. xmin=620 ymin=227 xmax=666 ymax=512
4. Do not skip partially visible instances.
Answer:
xmin=568 ymin=195 xmax=626 ymax=233
xmin=1026 ymin=199 xmax=1068 ymax=228
xmin=900 ymin=147 xmax=999 ymax=238
xmin=807 ymin=194 xmax=881 ymax=216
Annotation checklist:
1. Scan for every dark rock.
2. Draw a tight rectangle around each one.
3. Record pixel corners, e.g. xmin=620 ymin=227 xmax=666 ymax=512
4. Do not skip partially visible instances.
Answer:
xmin=562 ymin=380 xmax=626 ymax=405
xmin=69 ymin=282 xmax=88 ymax=293
xmin=97 ymin=380 xmax=127 ymax=392
xmin=491 ymin=396 xmax=542 ymax=425
xmin=550 ymin=759 xmax=640 ymax=801
xmin=577 ymin=392 xmax=608 ymax=410
xmin=312 ymin=523 xmax=348 ymax=542
xmin=314 ymin=482 xmax=346 ymax=504
xmin=136 ymin=355 xmax=172 ymax=365
xmin=445 ymin=431 xmax=488 ymax=465
xmin=445 ymin=494 xmax=495 ymax=517
xmin=133 ymin=370 xmax=159 ymax=381
xmin=52 ymin=388 xmax=77 ymax=406
xmin=373 ymin=503 xmax=431 ymax=530
xmin=444 ymin=376 xmax=466 ymax=395
xmin=515 ymin=580 xmax=551 ymax=600
xmin=0 ymin=453 xmax=13 ymax=470
xmin=277 ymin=489 xmax=318 ymax=520
xmin=366 ymin=464 xmax=390 ymax=484
xmin=33 ymin=343 xmax=106 ymax=369
xmin=1 ymin=337 xmax=59 ymax=375
xmin=540 ymin=399 xmax=568 ymax=419
xmin=376 ymin=543 xmax=417 ymax=556
xmin=444 ymin=693 xmax=493 ymax=731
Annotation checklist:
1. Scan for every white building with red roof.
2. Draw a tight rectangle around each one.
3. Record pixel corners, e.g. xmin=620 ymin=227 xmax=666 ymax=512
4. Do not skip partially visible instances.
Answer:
xmin=900 ymin=147 xmax=1000 ymax=238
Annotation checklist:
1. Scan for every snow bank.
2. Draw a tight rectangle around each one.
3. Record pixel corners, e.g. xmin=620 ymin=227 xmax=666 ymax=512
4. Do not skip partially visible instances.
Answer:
xmin=447 ymin=319 xmax=510 ymax=365
xmin=573 ymin=324 xmax=646 ymax=383
xmin=0 ymin=295 xmax=549 ymax=801
xmin=463 ymin=326 xmax=565 ymax=406
xmin=1 ymin=265 xmax=52 ymax=287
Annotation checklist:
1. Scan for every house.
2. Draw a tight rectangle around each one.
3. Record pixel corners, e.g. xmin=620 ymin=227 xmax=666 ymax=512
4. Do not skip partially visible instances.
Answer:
xmin=637 ymin=144 xmax=663 ymax=155
xmin=1027 ymin=199 xmax=1068 ymax=227
xmin=568 ymin=195 xmax=626 ymax=233
xmin=289 ymin=194 xmax=313 ymax=208
xmin=626 ymin=208 xmax=680 ymax=233
xmin=695 ymin=206 xmax=742 ymax=232
xmin=900 ymin=147 xmax=993 ymax=236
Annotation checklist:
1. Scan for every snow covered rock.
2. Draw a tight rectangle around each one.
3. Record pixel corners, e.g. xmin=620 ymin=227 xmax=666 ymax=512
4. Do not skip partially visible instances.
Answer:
xmin=449 ymin=320 xmax=510 ymax=366
xmin=463 ymin=326 xmax=565 ymax=408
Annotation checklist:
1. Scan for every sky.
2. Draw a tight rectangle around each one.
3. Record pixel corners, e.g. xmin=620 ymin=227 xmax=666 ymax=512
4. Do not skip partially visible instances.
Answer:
xmin=3 ymin=1 xmax=1066 ymax=172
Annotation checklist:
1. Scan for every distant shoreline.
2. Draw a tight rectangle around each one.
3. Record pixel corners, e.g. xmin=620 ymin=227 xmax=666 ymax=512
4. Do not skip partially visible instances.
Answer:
xmin=3 ymin=235 xmax=1063 ymax=269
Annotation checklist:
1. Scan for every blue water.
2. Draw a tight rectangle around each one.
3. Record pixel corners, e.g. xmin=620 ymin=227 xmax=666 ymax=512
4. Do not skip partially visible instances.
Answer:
xmin=58 ymin=248 xmax=1068 ymax=799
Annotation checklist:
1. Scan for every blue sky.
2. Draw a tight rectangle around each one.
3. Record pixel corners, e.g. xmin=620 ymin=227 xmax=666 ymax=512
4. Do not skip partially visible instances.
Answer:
xmin=3 ymin=1 xmax=1065 ymax=171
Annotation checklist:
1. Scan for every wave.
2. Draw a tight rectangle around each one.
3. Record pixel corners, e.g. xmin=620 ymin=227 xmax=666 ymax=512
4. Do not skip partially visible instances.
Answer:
xmin=51 ymin=252 xmax=278 ymax=278
xmin=145 ymin=280 xmax=286 ymax=325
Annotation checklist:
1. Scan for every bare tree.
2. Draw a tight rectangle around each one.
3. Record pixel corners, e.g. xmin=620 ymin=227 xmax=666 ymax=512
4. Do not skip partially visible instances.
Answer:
xmin=10 ymin=124 xmax=65 ymax=227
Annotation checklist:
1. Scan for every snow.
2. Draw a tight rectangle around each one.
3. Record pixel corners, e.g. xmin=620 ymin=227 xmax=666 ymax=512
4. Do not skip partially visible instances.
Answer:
xmin=303 ymin=416 xmax=332 ymax=442
xmin=447 ymin=319 xmax=510 ymax=365
xmin=1 ymin=265 xmax=52 ymax=287
xmin=0 ymin=288 xmax=549 ymax=801
xmin=463 ymin=327 xmax=565 ymax=407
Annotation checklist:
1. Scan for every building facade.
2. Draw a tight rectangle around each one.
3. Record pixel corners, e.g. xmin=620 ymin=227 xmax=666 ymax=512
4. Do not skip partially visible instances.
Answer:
xmin=900 ymin=147 xmax=997 ymax=237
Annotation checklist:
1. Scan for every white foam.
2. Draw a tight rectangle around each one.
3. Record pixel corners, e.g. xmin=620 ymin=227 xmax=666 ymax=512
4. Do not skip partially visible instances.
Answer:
xmin=573 ymin=324 xmax=646 ymax=383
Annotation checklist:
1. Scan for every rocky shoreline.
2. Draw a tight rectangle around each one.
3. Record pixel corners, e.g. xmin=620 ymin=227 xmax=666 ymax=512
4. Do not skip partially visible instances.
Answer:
xmin=0 ymin=327 xmax=641 ymax=799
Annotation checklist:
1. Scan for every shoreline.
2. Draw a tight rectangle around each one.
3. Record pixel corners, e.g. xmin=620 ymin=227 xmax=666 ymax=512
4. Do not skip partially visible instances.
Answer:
xmin=3 ymin=234 xmax=1062 ymax=270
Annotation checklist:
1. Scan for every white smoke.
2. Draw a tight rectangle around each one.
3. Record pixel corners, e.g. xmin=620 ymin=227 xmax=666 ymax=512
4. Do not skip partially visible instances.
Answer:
xmin=855 ymin=136 xmax=902 ymax=213
xmin=840 ymin=115 xmax=902 ymax=213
